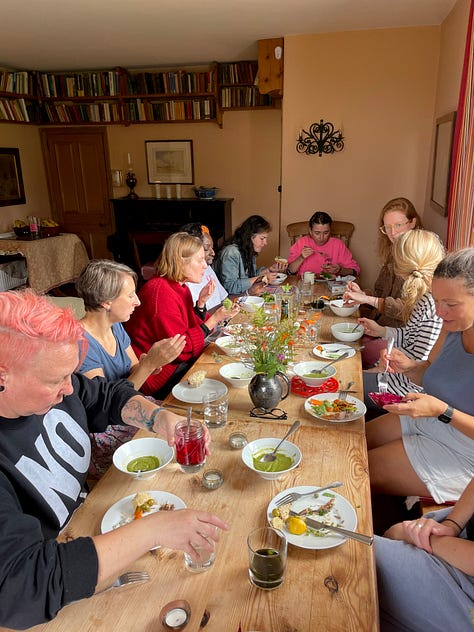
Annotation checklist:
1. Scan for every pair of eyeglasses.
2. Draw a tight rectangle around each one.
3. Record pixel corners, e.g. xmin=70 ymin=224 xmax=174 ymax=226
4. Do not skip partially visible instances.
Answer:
xmin=379 ymin=220 xmax=410 ymax=235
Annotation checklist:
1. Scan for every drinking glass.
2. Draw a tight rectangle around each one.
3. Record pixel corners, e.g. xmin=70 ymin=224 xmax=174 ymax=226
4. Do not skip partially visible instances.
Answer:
xmin=174 ymin=419 xmax=206 ymax=473
xmin=247 ymin=527 xmax=287 ymax=590
xmin=184 ymin=538 xmax=216 ymax=572
xmin=202 ymin=392 xmax=228 ymax=428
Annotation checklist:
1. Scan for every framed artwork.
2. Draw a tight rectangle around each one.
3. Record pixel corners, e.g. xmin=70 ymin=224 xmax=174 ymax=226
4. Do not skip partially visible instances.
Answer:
xmin=430 ymin=112 xmax=456 ymax=216
xmin=0 ymin=148 xmax=26 ymax=206
xmin=145 ymin=140 xmax=194 ymax=184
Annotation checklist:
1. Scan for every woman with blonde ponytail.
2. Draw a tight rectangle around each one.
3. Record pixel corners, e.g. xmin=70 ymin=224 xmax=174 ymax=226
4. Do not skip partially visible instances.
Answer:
xmin=359 ymin=230 xmax=445 ymax=417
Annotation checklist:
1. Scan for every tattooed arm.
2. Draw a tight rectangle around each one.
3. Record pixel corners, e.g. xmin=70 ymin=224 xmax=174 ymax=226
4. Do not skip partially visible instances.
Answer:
xmin=120 ymin=396 xmax=210 ymax=453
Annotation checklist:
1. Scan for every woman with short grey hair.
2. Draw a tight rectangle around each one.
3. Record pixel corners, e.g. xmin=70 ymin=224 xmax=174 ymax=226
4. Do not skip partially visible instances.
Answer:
xmin=76 ymin=259 xmax=186 ymax=476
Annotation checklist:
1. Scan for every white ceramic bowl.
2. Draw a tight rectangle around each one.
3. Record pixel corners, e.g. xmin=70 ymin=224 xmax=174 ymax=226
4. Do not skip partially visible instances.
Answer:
xmin=328 ymin=299 xmax=359 ymax=317
xmin=219 ymin=362 xmax=255 ymax=388
xmin=293 ymin=360 xmax=337 ymax=387
xmin=240 ymin=296 xmax=264 ymax=312
xmin=113 ymin=437 xmax=174 ymax=480
xmin=242 ymin=438 xmax=302 ymax=481
xmin=214 ymin=335 xmax=242 ymax=356
xmin=270 ymin=273 xmax=288 ymax=285
xmin=331 ymin=322 xmax=364 ymax=342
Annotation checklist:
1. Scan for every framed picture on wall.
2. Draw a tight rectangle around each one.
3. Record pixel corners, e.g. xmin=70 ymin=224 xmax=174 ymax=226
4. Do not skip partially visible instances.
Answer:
xmin=0 ymin=148 xmax=26 ymax=206
xmin=145 ymin=140 xmax=194 ymax=184
xmin=430 ymin=111 xmax=456 ymax=216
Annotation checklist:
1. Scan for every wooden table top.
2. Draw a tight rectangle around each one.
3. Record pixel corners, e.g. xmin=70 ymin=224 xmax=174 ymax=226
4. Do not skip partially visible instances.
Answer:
xmin=14 ymin=297 xmax=378 ymax=632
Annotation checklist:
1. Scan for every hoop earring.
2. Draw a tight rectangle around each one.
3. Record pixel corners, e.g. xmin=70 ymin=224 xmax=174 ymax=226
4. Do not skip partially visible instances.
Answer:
xmin=0 ymin=385 xmax=4 ymax=392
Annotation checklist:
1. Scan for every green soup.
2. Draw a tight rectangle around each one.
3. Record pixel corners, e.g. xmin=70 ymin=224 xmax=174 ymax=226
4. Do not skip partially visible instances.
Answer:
xmin=303 ymin=371 xmax=328 ymax=378
xmin=253 ymin=451 xmax=293 ymax=472
xmin=127 ymin=455 xmax=160 ymax=472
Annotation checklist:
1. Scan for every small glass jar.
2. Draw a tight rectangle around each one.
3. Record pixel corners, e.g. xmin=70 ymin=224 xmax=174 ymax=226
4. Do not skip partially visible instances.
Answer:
xmin=202 ymin=469 xmax=224 ymax=490
xmin=229 ymin=432 xmax=248 ymax=449
xmin=174 ymin=420 xmax=206 ymax=473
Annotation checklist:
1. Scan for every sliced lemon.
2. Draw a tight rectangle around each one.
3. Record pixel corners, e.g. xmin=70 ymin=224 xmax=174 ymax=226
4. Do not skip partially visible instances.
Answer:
xmin=286 ymin=516 xmax=307 ymax=535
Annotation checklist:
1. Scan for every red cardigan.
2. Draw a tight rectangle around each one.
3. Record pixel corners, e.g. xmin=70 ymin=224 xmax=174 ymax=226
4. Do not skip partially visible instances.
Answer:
xmin=126 ymin=276 xmax=207 ymax=395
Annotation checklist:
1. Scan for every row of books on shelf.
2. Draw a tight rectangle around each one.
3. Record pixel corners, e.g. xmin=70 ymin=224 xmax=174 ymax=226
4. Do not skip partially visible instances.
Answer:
xmin=0 ymin=98 xmax=36 ymax=122
xmin=217 ymin=61 xmax=258 ymax=85
xmin=219 ymin=87 xmax=272 ymax=108
xmin=38 ymin=71 xmax=121 ymax=98
xmin=0 ymin=70 xmax=31 ymax=94
xmin=125 ymin=71 xmax=215 ymax=96
xmin=41 ymin=102 xmax=122 ymax=123
xmin=126 ymin=99 xmax=215 ymax=122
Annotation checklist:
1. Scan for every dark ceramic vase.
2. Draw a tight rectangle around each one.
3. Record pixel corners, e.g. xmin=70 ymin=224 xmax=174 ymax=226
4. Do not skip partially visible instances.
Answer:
xmin=248 ymin=372 xmax=290 ymax=410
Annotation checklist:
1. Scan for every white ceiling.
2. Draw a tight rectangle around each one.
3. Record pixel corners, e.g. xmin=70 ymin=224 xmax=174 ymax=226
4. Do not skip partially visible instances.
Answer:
xmin=1 ymin=0 xmax=457 ymax=72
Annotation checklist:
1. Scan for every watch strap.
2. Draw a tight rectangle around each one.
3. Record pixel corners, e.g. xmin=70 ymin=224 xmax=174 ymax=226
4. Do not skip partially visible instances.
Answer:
xmin=438 ymin=405 xmax=454 ymax=424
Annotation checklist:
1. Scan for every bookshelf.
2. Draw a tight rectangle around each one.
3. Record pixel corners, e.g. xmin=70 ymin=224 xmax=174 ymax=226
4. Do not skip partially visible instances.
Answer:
xmin=217 ymin=61 xmax=274 ymax=111
xmin=0 ymin=68 xmax=39 ymax=123
xmin=1 ymin=56 xmax=279 ymax=127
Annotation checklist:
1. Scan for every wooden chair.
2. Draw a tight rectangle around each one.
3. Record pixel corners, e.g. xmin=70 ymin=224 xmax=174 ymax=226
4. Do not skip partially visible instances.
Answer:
xmin=128 ymin=230 xmax=169 ymax=282
xmin=286 ymin=220 xmax=355 ymax=247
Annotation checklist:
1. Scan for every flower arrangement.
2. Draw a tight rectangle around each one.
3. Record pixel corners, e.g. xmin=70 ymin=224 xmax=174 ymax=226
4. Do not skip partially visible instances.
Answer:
xmin=240 ymin=308 xmax=297 ymax=378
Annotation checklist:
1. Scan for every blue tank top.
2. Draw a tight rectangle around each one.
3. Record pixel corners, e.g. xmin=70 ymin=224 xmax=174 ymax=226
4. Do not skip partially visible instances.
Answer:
xmin=79 ymin=322 xmax=132 ymax=381
xmin=423 ymin=331 xmax=474 ymax=415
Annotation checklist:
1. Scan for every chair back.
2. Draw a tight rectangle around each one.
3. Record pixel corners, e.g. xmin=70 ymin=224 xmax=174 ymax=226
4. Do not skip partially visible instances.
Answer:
xmin=128 ymin=230 xmax=169 ymax=283
xmin=48 ymin=296 xmax=85 ymax=319
xmin=286 ymin=220 xmax=355 ymax=247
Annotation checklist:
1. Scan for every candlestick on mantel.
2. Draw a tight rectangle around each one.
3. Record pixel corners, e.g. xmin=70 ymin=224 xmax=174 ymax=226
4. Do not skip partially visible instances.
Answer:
xmin=176 ymin=184 xmax=181 ymax=198
xmin=127 ymin=153 xmax=132 ymax=167
xmin=154 ymin=184 xmax=161 ymax=198
xmin=166 ymin=185 xmax=172 ymax=199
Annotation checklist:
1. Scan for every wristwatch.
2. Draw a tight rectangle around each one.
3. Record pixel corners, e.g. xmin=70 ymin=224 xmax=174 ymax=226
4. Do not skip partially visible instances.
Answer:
xmin=438 ymin=405 xmax=454 ymax=424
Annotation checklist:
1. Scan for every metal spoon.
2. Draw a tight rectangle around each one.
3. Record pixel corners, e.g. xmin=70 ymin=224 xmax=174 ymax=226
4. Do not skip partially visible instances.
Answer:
xmin=259 ymin=420 xmax=301 ymax=462
xmin=310 ymin=351 xmax=349 ymax=374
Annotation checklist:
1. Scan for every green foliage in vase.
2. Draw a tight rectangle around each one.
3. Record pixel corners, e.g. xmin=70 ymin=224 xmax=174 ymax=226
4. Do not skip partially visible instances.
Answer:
xmin=240 ymin=308 xmax=297 ymax=378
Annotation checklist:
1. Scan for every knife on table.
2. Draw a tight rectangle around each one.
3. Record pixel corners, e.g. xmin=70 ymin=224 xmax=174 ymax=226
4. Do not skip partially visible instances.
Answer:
xmin=289 ymin=510 xmax=373 ymax=545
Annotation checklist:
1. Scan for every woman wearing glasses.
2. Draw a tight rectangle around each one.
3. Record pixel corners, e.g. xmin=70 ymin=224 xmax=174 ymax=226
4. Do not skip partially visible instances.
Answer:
xmin=344 ymin=197 xmax=423 ymax=367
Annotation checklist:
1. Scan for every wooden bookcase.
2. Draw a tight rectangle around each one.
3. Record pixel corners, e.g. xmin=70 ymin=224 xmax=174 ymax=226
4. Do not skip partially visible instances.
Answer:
xmin=217 ymin=61 xmax=274 ymax=111
xmin=0 ymin=69 xmax=39 ymax=123
xmin=0 ymin=53 xmax=281 ymax=127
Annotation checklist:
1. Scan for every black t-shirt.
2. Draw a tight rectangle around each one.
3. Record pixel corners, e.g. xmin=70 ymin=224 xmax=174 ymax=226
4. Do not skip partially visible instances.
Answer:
xmin=0 ymin=373 xmax=137 ymax=629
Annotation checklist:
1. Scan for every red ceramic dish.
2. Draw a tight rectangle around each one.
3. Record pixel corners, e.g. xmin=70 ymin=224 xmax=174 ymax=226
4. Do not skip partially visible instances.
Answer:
xmin=368 ymin=392 xmax=404 ymax=407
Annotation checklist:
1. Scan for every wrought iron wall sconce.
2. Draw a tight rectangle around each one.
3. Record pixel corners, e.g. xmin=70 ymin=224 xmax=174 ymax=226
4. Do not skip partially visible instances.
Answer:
xmin=296 ymin=119 xmax=344 ymax=157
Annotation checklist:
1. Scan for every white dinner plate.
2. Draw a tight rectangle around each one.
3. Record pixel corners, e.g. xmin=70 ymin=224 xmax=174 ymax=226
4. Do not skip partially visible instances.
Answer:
xmin=269 ymin=273 xmax=288 ymax=286
xmin=312 ymin=343 xmax=356 ymax=360
xmin=304 ymin=392 xmax=366 ymax=423
xmin=267 ymin=486 xmax=357 ymax=549
xmin=172 ymin=378 xmax=228 ymax=404
xmin=101 ymin=491 xmax=186 ymax=534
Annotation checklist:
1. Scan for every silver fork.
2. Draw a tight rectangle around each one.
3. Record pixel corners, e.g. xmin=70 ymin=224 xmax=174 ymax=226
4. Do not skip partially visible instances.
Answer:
xmin=338 ymin=381 xmax=354 ymax=402
xmin=96 ymin=571 xmax=149 ymax=594
xmin=378 ymin=337 xmax=394 ymax=394
xmin=275 ymin=481 xmax=342 ymax=507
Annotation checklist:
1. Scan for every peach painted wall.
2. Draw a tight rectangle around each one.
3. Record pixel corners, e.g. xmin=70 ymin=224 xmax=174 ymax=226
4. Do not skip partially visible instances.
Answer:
xmin=422 ymin=0 xmax=470 ymax=240
xmin=281 ymin=27 xmax=440 ymax=289
xmin=0 ymin=124 xmax=51 ymax=232
xmin=106 ymin=109 xmax=282 ymax=266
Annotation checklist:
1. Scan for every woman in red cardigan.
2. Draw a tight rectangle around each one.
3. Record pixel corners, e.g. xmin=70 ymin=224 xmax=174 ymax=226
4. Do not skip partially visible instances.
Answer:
xmin=126 ymin=232 xmax=238 ymax=398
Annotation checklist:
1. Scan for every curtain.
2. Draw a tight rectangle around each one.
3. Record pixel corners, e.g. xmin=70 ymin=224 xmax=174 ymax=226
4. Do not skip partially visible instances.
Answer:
xmin=447 ymin=0 xmax=474 ymax=249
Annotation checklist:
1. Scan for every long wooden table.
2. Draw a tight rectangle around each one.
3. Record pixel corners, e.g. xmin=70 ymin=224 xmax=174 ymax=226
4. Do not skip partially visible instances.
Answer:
xmin=15 ymin=298 xmax=378 ymax=632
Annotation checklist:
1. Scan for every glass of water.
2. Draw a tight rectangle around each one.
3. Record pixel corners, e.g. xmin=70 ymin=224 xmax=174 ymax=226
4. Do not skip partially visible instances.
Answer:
xmin=184 ymin=538 xmax=216 ymax=573
xmin=202 ymin=392 xmax=228 ymax=428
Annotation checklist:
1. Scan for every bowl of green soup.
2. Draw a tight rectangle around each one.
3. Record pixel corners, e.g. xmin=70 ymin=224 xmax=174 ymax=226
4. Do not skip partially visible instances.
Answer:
xmin=113 ymin=437 xmax=174 ymax=480
xmin=242 ymin=438 xmax=302 ymax=480
xmin=293 ymin=360 xmax=337 ymax=387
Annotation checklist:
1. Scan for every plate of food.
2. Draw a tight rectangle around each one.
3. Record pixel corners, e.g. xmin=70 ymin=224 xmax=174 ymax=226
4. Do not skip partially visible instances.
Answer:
xmin=315 ymin=272 xmax=335 ymax=281
xmin=304 ymin=392 xmax=366 ymax=422
xmin=312 ymin=343 xmax=356 ymax=360
xmin=267 ymin=486 xmax=357 ymax=549
xmin=101 ymin=491 xmax=186 ymax=534
xmin=172 ymin=378 xmax=228 ymax=404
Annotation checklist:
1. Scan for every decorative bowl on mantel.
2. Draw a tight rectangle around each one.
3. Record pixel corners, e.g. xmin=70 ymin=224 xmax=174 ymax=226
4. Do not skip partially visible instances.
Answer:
xmin=193 ymin=186 xmax=219 ymax=200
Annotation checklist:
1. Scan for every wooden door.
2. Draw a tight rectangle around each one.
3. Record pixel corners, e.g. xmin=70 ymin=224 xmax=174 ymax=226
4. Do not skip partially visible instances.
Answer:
xmin=40 ymin=127 xmax=113 ymax=259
